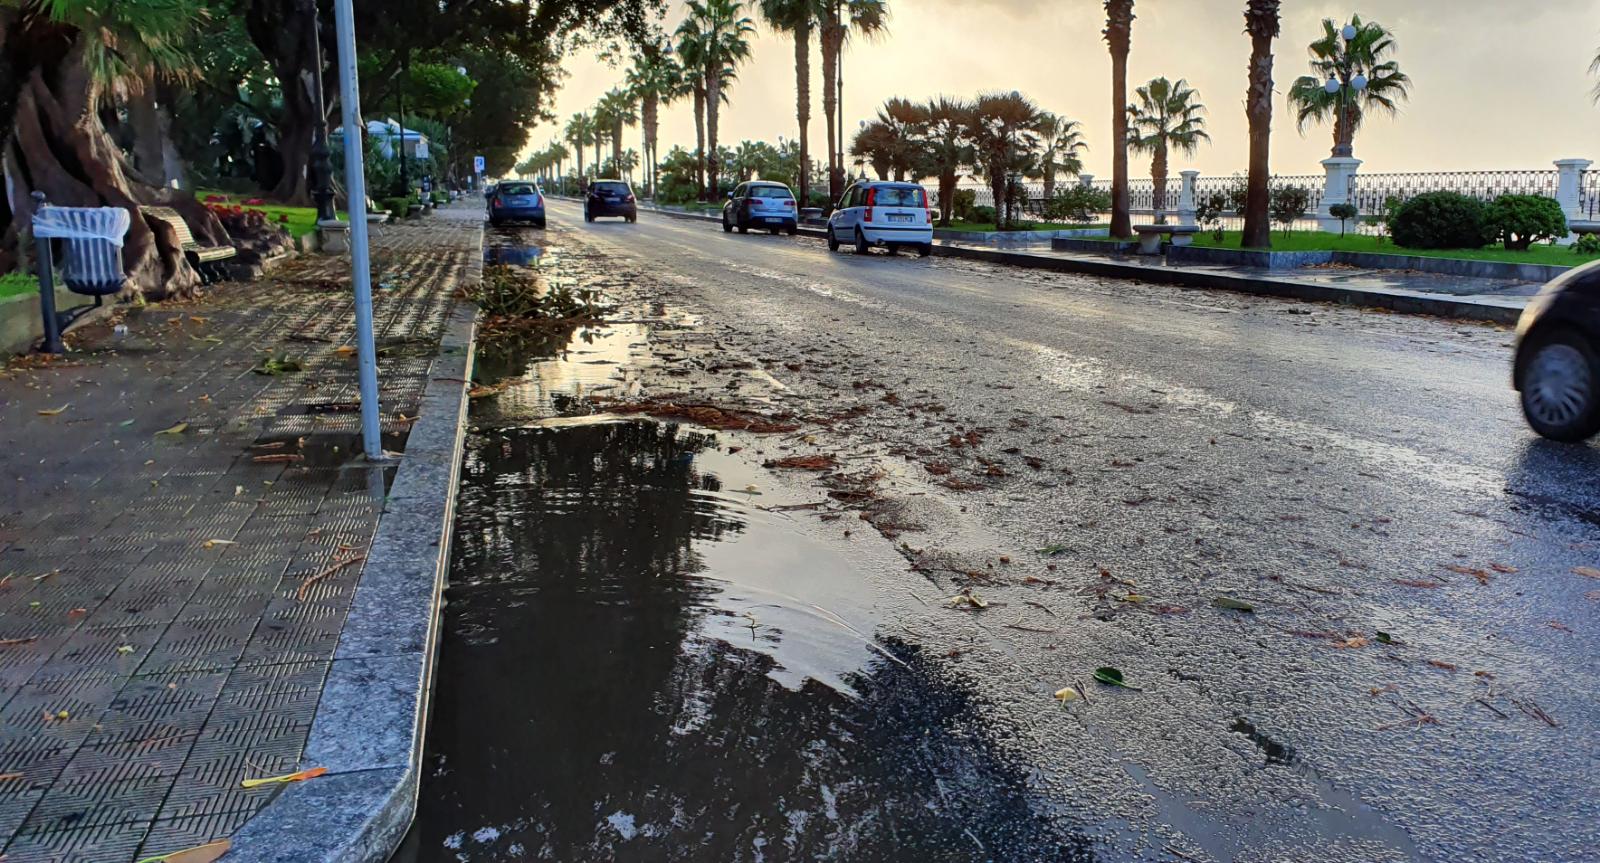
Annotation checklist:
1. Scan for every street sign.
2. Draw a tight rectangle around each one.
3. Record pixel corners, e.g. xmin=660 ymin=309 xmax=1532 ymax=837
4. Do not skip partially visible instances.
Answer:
xmin=474 ymin=155 xmax=486 ymax=174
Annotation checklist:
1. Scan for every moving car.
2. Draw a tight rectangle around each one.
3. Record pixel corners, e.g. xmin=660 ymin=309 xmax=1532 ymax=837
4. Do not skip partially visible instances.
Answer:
xmin=723 ymin=181 xmax=799 ymax=235
xmin=826 ymin=181 xmax=933 ymax=257
xmin=1513 ymin=258 xmax=1600 ymax=441
xmin=488 ymin=182 xmax=545 ymax=228
xmin=585 ymin=180 xmax=637 ymax=223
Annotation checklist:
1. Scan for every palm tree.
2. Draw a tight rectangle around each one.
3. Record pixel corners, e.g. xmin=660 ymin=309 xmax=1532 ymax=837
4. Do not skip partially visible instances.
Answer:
xmin=873 ymin=97 xmax=925 ymax=181
xmin=1242 ymin=0 xmax=1281 ymax=248
xmin=1286 ymin=16 xmax=1411 ymax=158
xmin=1127 ymin=78 xmax=1209 ymax=221
xmin=759 ymin=0 xmax=826 ymax=205
xmin=619 ymin=149 xmax=641 ymax=185
xmin=678 ymin=0 xmax=756 ymax=200
xmin=565 ymin=112 xmax=594 ymax=184
xmin=597 ymin=87 xmax=639 ymax=170
xmin=627 ymin=47 xmax=684 ymax=199
xmin=918 ymin=96 xmax=973 ymax=227
xmin=1591 ymin=46 xmax=1600 ymax=103
xmin=1104 ymin=0 xmax=1135 ymax=238
xmin=821 ymin=0 xmax=889 ymax=204
xmin=971 ymin=91 xmax=1043 ymax=230
xmin=1034 ymin=113 xmax=1087 ymax=200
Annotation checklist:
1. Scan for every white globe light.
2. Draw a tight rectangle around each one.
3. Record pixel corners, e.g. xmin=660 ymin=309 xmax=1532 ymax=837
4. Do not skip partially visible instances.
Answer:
xmin=1351 ymin=73 xmax=1368 ymax=91
xmin=1342 ymin=23 xmax=1358 ymax=40
xmin=1324 ymin=77 xmax=1340 ymax=95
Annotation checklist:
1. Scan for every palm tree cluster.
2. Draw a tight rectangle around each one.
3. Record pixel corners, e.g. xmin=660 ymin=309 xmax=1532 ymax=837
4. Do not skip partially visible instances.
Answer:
xmin=844 ymin=93 xmax=1087 ymax=230
xmin=1286 ymin=14 xmax=1411 ymax=157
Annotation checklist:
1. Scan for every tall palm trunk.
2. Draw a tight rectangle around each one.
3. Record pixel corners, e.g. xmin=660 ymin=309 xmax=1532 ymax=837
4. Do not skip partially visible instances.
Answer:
xmin=706 ymin=66 xmax=723 ymax=199
xmin=1151 ymin=142 xmax=1168 ymax=222
xmin=693 ymin=86 xmax=707 ymax=199
xmin=938 ymin=169 xmax=957 ymax=227
xmin=575 ymin=146 xmax=584 ymax=186
xmin=1043 ymin=166 xmax=1057 ymax=201
xmin=794 ymin=25 xmax=812 ymax=205
xmin=643 ymin=94 xmax=659 ymax=197
xmin=612 ymin=122 xmax=623 ymax=169
xmin=821 ymin=18 xmax=842 ymax=204
xmin=594 ymin=137 xmax=603 ymax=177
xmin=1242 ymin=0 xmax=1281 ymax=248
xmin=1105 ymin=0 xmax=1134 ymax=239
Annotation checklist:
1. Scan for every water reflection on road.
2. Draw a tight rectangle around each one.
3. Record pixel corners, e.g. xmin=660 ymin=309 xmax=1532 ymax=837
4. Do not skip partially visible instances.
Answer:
xmin=401 ymin=420 xmax=1092 ymax=862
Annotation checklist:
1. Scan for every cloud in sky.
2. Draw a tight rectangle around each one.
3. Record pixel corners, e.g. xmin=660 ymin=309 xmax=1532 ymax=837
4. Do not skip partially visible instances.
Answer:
xmin=538 ymin=0 xmax=1600 ymax=178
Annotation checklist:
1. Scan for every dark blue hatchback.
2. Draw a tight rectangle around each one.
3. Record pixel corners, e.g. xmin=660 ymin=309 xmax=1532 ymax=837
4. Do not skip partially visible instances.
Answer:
xmin=489 ymin=182 xmax=545 ymax=228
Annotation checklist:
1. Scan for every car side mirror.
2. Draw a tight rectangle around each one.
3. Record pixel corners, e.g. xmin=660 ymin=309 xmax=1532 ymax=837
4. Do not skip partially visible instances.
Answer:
xmin=727 ymin=192 xmax=735 ymax=200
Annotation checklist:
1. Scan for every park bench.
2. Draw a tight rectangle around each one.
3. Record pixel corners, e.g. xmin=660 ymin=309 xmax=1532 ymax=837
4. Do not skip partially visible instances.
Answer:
xmin=141 ymin=206 xmax=237 ymax=284
xmin=30 ymin=193 xmax=130 ymax=353
xmin=1133 ymin=223 xmax=1200 ymax=255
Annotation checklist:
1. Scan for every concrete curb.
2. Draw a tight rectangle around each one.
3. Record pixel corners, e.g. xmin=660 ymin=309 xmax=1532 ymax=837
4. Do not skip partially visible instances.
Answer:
xmin=621 ymin=203 xmax=1524 ymax=324
xmin=223 ymin=231 xmax=483 ymax=862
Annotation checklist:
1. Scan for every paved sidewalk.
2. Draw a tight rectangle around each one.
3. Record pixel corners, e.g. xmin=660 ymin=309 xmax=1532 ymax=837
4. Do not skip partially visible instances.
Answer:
xmin=0 ymin=210 xmax=479 ymax=862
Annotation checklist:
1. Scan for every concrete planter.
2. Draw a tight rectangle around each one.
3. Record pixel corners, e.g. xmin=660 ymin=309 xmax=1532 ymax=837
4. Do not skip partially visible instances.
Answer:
xmin=1 ymin=284 xmax=109 ymax=355
xmin=1166 ymin=244 xmax=1572 ymax=282
xmin=936 ymin=226 xmax=1109 ymax=243
xmin=1051 ymin=237 xmax=1139 ymax=254
xmin=1166 ymin=246 xmax=1335 ymax=270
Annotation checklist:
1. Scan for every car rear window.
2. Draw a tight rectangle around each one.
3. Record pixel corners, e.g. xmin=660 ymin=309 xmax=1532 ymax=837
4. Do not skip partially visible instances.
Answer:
xmin=750 ymin=185 xmax=793 ymax=199
xmin=593 ymin=182 xmax=629 ymax=195
xmin=499 ymin=183 xmax=536 ymax=196
xmin=872 ymin=187 xmax=925 ymax=207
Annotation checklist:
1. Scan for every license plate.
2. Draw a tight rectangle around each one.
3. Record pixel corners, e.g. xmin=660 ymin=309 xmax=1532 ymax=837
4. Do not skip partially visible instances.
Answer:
xmin=765 ymin=217 xmax=782 ymax=223
xmin=888 ymin=214 xmax=913 ymax=223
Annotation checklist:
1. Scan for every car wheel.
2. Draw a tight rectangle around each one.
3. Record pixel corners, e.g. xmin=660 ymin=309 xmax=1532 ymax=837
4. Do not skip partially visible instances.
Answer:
xmin=535 ymin=219 xmax=546 ymax=230
xmin=827 ymin=228 xmax=840 ymax=252
xmin=584 ymin=211 xmax=594 ymax=223
xmin=722 ymin=216 xmax=733 ymax=233
xmin=627 ymin=215 xmax=636 ymax=223
xmin=769 ymin=226 xmax=780 ymax=235
xmin=917 ymin=243 xmax=932 ymax=257
xmin=854 ymin=229 xmax=869 ymax=255
xmin=1520 ymin=327 xmax=1600 ymax=442
xmin=787 ymin=225 xmax=798 ymax=236
xmin=489 ymin=218 xmax=502 ymax=227
xmin=738 ymin=222 xmax=749 ymax=234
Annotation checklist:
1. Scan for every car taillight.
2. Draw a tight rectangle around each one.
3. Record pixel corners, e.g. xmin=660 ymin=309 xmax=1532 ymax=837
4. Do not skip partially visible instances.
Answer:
xmin=492 ymin=198 xmax=502 ymax=208
xmin=866 ymin=189 xmax=877 ymax=207
xmin=784 ymin=200 xmax=795 ymax=207
xmin=625 ymin=194 xmax=635 ymax=202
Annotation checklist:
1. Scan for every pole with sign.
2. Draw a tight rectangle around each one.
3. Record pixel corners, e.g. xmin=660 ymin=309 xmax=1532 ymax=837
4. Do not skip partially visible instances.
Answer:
xmin=332 ymin=0 xmax=384 ymax=461
xmin=474 ymin=155 xmax=486 ymax=177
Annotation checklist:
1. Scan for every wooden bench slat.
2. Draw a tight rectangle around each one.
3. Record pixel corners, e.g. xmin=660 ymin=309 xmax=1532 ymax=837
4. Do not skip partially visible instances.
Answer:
xmin=141 ymin=206 xmax=237 ymax=263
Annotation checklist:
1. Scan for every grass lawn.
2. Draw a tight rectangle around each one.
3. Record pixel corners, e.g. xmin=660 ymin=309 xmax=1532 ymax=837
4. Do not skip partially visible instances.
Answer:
xmin=1191 ymin=230 xmax=1600 ymax=267
xmin=0 ymin=272 xmax=35 ymax=300
xmin=198 ymin=189 xmax=330 ymax=238
xmin=939 ymin=221 xmax=1110 ymax=233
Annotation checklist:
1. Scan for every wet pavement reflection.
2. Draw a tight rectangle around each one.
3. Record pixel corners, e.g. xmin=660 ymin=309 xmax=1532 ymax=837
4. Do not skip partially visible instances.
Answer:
xmin=398 ymin=418 xmax=1092 ymax=862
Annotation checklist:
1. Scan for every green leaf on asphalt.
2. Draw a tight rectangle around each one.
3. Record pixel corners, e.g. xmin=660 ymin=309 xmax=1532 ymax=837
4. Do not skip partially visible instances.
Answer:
xmin=1037 ymin=544 xmax=1068 ymax=556
xmin=1093 ymin=667 xmax=1141 ymax=690
xmin=1211 ymin=596 xmax=1255 ymax=612
xmin=1376 ymin=631 xmax=1396 ymax=645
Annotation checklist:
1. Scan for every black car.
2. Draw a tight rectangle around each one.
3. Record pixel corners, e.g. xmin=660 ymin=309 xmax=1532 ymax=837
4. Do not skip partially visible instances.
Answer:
xmin=585 ymin=180 xmax=637 ymax=223
xmin=1513 ymin=258 xmax=1600 ymax=441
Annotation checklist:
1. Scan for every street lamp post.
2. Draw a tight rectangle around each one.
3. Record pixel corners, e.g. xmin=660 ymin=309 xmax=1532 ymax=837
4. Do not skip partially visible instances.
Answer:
xmin=303 ymin=0 xmax=336 ymax=222
xmin=1324 ymin=22 xmax=1368 ymax=159
xmin=396 ymin=47 xmax=410 ymax=197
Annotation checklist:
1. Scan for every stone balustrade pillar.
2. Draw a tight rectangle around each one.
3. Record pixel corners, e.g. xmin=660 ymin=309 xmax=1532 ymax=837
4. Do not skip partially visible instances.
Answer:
xmin=1316 ymin=156 xmax=1361 ymax=233
xmin=1555 ymin=158 xmax=1592 ymax=244
xmin=1178 ymin=170 xmax=1199 ymax=227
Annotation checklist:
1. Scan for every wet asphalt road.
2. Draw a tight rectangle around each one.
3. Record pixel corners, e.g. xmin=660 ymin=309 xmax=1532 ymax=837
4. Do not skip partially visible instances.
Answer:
xmin=468 ymin=200 xmax=1599 ymax=862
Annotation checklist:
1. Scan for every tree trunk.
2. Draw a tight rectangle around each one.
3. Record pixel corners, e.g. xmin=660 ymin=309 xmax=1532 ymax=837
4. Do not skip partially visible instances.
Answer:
xmin=1242 ymin=6 xmax=1278 ymax=249
xmin=643 ymin=94 xmax=659 ymax=198
xmin=939 ymin=170 xmax=956 ymax=226
xmin=575 ymin=144 xmax=584 ymax=186
xmin=1331 ymin=103 xmax=1348 ymax=157
xmin=612 ymin=122 xmax=622 ymax=169
xmin=1152 ymin=143 xmax=1168 ymax=223
xmin=693 ymin=86 xmax=707 ymax=200
xmin=990 ymin=162 xmax=1006 ymax=231
xmin=1043 ymin=165 xmax=1056 ymax=202
xmin=1109 ymin=42 xmax=1131 ymax=237
xmin=706 ymin=67 xmax=722 ymax=200
xmin=821 ymin=19 xmax=842 ymax=205
xmin=795 ymin=26 xmax=812 ymax=206
xmin=246 ymin=0 xmax=321 ymax=204
xmin=3 ymin=37 xmax=223 ymax=300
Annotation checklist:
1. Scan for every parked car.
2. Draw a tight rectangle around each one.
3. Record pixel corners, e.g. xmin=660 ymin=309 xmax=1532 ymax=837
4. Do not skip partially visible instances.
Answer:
xmin=723 ymin=181 xmax=799 ymax=235
xmin=1513 ymin=258 xmax=1600 ymax=441
xmin=585 ymin=179 xmax=637 ymax=223
xmin=488 ymin=182 xmax=545 ymax=228
xmin=826 ymin=181 xmax=933 ymax=257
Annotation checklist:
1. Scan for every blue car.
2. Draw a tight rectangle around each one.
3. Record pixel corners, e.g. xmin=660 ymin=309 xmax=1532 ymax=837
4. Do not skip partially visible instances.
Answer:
xmin=489 ymin=182 xmax=545 ymax=228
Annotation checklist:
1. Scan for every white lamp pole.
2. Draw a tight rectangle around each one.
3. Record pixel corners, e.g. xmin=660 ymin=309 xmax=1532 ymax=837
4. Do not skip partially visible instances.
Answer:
xmin=332 ymin=0 xmax=384 ymax=461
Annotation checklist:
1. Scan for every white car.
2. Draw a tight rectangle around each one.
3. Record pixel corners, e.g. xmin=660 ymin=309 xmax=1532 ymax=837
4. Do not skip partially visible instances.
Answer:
xmin=826 ymin=181 xmax=934 ymax=257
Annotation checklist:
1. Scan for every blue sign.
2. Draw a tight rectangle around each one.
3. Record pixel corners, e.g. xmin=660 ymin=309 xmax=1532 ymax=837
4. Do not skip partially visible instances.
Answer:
xmin=474 ymin=155 xmax=486 ymax=174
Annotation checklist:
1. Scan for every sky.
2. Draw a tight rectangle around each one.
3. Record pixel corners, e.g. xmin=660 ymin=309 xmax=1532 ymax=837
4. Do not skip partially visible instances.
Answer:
xmin=536 ymin=0 xmax=1600 ymax=179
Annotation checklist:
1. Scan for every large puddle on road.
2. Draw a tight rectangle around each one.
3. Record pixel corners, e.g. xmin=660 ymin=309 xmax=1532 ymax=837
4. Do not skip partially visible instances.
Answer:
xmin=397 ymin=419 xmax=1091 ymax=862
xmin=396 ymin=237 xmax=1090 ymax=860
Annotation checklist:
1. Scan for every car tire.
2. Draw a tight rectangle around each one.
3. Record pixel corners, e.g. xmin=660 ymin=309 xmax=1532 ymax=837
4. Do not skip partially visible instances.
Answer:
xmin=723 ymin=217 xmax=733 ymax=233
xmin=584 ymin=211 xmax=594 ymax=223
xmin=489 ymin=218 xmax=502 ymax=228
xmin=787 ymin=225 xmax=798 ymax=236
xmin=917 ymin=243 xmax=932 ymax=257
xmin=1519 ymin=326 xmax=1600 ymax=442
xmin=827 ymin=228 xmax=840 ymax=252
xmin=738 ymin=222 xmax=749 ymax=234
xmin=769 ymin=226 xmax=780 ymax=235
xmin=854 ymin=229 xmax=869 ymax=255
xmin=535 ymin=219 xmax=546 ymax=230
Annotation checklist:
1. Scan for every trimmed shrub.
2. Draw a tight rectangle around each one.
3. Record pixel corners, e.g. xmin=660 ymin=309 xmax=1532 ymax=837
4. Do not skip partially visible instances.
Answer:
xmin=951 ymin=188 xmax=977 ymax=222
xmin=1573 ymin=233 xmax=1600 ymax=255
xmin=1269 ymin=185 xmax=1311 ymax=235
xmin=1483 ymin=194 xmax=1567 ymax=251
xmin=1041 ymin=186 xmax=1112 ymax=224
xmin=1328 ymin=203 xmax=1359 ymax=237
xmin=380 ymin=196 xmax=412 ymax=217
xmin=1391 ymin=191 xmax=1487 ymax=249
xmin=970 ymin=205 xmax=996 ymax=225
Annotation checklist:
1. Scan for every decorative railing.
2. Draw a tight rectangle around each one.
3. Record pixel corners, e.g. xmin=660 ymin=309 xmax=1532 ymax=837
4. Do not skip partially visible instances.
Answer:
xmin=934 ymin=166 xmax=1600 ymax=222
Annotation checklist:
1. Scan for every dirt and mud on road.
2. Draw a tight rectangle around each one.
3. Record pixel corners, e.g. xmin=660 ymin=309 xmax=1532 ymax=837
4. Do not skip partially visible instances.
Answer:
xmin=405 ymin=215 xmax=1600 ymax=863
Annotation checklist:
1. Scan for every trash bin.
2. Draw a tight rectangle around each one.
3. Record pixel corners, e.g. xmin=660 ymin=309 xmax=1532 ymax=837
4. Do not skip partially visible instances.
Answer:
xmin=31 ymin=194 xmax=131 ymax=353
